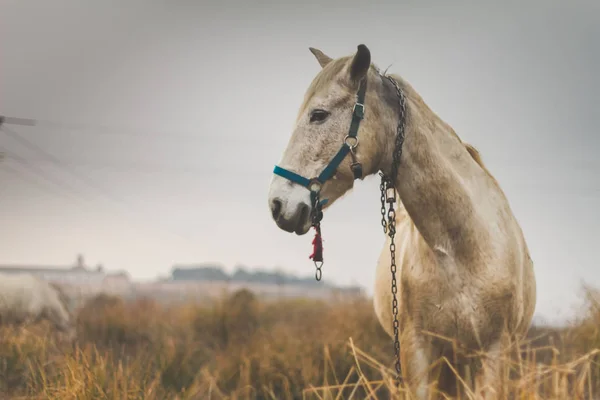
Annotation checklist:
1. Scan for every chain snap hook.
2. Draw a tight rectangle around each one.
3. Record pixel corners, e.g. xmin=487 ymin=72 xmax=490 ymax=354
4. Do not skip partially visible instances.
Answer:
xmin=314 ymin=261 xmax=323 ymax=281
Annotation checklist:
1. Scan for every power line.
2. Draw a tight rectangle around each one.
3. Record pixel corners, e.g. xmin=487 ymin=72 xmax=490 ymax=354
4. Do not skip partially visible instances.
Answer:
xmin=0 ymin=124 xmax=194 ymax=243
xmin=0 ymin=115 xmax=273 ymax=145
xmin=1 ymin=125 xmax=136 ymax=208
xmin=3 ymin=156 xmax=269 ymax=176
xmin=0 ymin=145 xmax=92 ymax=203
xmin=0 ymin=160 xmax=77 ymax=201
xmin=0 ymin=153 xmax=197 ymax=248
xmin=0 ymin=119 xmax=272 ymax=176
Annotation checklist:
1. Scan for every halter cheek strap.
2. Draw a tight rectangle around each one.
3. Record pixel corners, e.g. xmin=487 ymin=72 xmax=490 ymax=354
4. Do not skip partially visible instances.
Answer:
xmin=272 ymin=77 xmax=368 ymax=203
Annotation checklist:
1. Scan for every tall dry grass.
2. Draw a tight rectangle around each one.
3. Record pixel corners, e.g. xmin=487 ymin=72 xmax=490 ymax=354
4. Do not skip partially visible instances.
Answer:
xmin=0 ymin=287 xmax=598 ymax=399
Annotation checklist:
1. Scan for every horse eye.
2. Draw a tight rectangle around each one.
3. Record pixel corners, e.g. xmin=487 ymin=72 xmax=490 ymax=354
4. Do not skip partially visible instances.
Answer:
xmin=309 ymin=109 xmax=330 ymax=123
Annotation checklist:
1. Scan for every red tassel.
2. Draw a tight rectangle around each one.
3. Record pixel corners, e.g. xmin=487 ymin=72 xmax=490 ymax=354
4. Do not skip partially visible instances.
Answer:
xmin=309 ymin=225 xmax=323 ymax=262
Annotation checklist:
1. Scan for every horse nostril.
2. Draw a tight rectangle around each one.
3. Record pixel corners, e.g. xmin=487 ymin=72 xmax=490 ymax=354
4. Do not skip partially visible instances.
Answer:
xmin=271 ymin=199 xmax=282 ymax=220
xmin=298 ymin=203 xmax=310 ymax=226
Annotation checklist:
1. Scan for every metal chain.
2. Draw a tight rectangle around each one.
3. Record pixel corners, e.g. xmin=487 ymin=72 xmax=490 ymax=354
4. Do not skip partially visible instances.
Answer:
xmin=379 ymin=72 xmax=407 ymax=388
xmin=306 ymin=69 xmax=407 ymax=387
xmin=380 ymin=176 xmax=388 ymax=234
xmin=386 ymin=180 xmax=401 ymax=385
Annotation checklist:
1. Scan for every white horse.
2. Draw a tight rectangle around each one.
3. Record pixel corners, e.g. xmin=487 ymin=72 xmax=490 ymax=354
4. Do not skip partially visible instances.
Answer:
xmin=268 ymin=44 xmax=536 ymax=399
xmin=0 ymin=272 xmax=75 ymax=338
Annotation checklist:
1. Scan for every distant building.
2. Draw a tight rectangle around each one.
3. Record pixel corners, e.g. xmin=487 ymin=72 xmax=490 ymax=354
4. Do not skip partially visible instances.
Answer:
xmin=0 ymin=254 xmax=129 ymax=286
xmin=171 ymin=265 xmax=229 ymax=281
xmin=167 ymin=264 xmax=364 ymax=297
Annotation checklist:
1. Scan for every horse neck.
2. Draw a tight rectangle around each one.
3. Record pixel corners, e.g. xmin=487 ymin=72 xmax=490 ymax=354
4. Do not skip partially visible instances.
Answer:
xmin=378 ymin=76 xmax=509 ymax=269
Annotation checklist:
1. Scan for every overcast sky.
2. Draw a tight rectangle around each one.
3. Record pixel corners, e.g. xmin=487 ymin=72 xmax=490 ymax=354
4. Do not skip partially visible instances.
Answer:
xmin=0 ymin=0 xmax=598 ymax=325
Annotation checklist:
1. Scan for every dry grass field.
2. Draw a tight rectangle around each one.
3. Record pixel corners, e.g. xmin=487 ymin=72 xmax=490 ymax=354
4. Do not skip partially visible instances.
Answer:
xmin=0 ymin=286 xmax=599 ymax=399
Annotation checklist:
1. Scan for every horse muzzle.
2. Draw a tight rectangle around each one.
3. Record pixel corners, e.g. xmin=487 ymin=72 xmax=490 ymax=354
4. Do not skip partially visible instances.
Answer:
xmin=269 ymin=196 xmax=312 ymax=235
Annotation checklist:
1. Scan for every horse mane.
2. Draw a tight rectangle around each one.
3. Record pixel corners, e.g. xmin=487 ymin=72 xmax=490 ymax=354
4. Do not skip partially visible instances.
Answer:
xmin=301 ymin=59 xmax=500 ymax=187
xmin=386 ymin=71 xmax=502 ymax=189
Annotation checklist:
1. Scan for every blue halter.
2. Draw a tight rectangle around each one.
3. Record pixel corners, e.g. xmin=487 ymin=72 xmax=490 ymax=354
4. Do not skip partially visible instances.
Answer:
xmin=272 ymin=77 xmax=368 ymax=209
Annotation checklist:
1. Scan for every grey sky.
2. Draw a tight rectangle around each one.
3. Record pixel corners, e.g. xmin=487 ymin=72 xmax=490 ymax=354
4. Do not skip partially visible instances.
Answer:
xmin=0 ymin=0 xmax=598 ymax=325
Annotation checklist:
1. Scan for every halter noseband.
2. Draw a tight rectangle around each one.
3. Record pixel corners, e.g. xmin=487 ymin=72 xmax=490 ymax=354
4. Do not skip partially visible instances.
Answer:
xmin=272 ymin=77 xmax=368 ymax=208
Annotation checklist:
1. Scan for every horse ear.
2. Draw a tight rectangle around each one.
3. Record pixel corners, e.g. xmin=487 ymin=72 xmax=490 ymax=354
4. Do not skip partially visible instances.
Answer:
xmin=309 ymin=47 xmax=333 ymax=68
xmin=349 ymin=44 xmax=371 ymax=83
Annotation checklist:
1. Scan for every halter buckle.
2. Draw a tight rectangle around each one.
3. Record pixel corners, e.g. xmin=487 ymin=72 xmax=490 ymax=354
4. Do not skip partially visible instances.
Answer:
xmin=353 ymin=102 xmax=365 ymax=119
